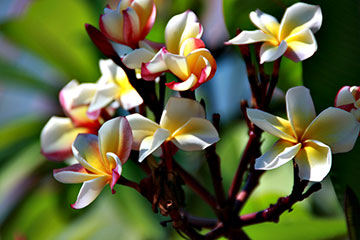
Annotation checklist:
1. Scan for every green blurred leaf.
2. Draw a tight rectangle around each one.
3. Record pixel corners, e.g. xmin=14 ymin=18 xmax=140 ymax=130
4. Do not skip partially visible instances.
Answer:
xmin=300 ymin=0 xmax=360 ymax=209
xmin=0 ymin=0 xmax=101 ymax=83
xmin=0 ymin=59 xmax=57 ymax=95
xmin=345 ymin=187 xmax=360 ymax=239
xmin=0 ymin=116 xmax=45 ymax=163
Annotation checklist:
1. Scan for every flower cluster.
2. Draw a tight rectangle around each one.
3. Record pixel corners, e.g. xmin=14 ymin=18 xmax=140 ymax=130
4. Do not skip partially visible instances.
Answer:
xmin=39 ymin=1 xmax=359 ymax=238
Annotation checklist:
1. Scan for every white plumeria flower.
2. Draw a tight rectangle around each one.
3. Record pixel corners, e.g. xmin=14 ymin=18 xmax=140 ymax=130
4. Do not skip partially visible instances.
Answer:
xmin=335 ymin=86 xmax=360 ymax=121
xmin=100 ymin=0 xmax=156 ymax=48
xmin=226 ymin=2 xmax=322 ymax=63
xmin=247 ymin=86 xmax=359 ymax=182
xmin=71 ymin=59 xmax=143 ymax=114
xmin=126 ymin=97 xmax=220 ymax=162
xmin=141 ymin=10 xmax=217 ymax=91
xmin=53 ymin=117 xmax=132 ymax=209
xmin=41 ymin=80 xmax=102 ymax=161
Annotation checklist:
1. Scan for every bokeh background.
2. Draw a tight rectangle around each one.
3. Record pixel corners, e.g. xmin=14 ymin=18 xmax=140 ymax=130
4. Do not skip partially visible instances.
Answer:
xmin=1 ymin=0 xmax=359 ymax=239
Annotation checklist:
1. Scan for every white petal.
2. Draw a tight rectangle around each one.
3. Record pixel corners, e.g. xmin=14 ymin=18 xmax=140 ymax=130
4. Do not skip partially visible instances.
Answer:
xmin=98 ymin=117 xmax=132 ymax=167
xmin=259 ymin=40 xmax=287 ymax=63
xmin=284 ymin=28 xmax=317 ymax=62
xmin=295 ymin=140 xmax=331 ymax=182
xmin=286 ymin=86 xmax=316 ymax=138
xmin=255 ymin=140 xmax=301 ymax=170
xmin=71 ymin=176 xmax=109 ymax=209
xmin=249 ymin=9 xmax=280 ymax=36
xmin=141 ymin=48 xmax=168 ymax=79
xmin=246 ymin=108 xmax=296 ymax=142
xmin=160 ymin=97 xmax=206 ymax=134
xmin=118 ymin=88 xmax=143 ymax=110
xmin=53 ymin=164 xmax=98 ymax=183
xmin=164 ymin=53 xmax=190 ymax=80
xmin=72 ymin=134 xmax=107 ymax=174
xmin=138 ymin=128 xmax=170 ymax=162
xmin=335 ymin=86 xmax=355 ymax=106
xmin=279 ymin=2 xmax=322 ymax=40
xmin=126 ymin=113 xmax=160 ymax=149
xmin=59 ymin=80 xmax=80 ymax=111
xmin=165 ymin=74 xmax=198 ymax=91
xmin=111 ymin=42 xmax=133 ymax=57
xmin=165 ymin=10 xmax=201 ymax=54
xmin=302 ymin=107 xmax=360 ymax=153
xmin=40 ymin=117 xmax=89 ymax=161
xmin=122 ymin=48 xmax=155 ymax=69
xmin=226 ymin=30 xmax=275 ymax=45
xmin=171 ymin=118 xmax=219 ymax=151
xmin=88 ymin=83 xmax=119 ymax=113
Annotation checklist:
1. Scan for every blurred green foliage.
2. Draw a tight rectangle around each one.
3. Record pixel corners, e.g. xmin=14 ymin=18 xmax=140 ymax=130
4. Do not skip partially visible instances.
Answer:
xmin=0 ymin=0 xmax=357 ymax=239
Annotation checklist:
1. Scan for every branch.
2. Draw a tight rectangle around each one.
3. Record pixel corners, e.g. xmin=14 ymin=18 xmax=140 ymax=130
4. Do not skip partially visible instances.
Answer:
xmin=173 ymin=161 xmax=218 ymax=211
xmin=205 ymin=114 xmax=226 ymax=209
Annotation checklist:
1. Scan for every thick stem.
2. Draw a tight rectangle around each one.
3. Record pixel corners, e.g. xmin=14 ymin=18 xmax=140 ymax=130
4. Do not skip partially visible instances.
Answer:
xmin=173 ymin=161 xmax=218 ymax=211
xmin=227 ymin=127 xmax=262 ymax=204
xmin=206 ymin=114 xmax=226 ymax=209
xmin=181 ymin=210 xmax=218 ymax=229
xmin=117 ymin=176 xmax=141 ymax=193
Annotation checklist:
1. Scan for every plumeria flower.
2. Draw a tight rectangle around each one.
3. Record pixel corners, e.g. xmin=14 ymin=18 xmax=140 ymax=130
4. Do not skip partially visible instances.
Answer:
xmin=335 ymin=86 xmax=360 ymax=121
xmin=247 ymin=86 xmax=359 ymax=182
xmin=41 ymin=80 xmax=104 ymax=161
xmin=126 ymin=97 xmax=219 ymax=162
xmin=53 ymin=117 xmax=132 ymax=209
xmin=141 ymin=10 xmax=217 ymax=91
xmin=226 ymin=2 xmax=322 ymax=63
xmin=100 ymin=0 xmax=156 ymax=49
xmin=72 ymin=59 xmax=143 ymax=114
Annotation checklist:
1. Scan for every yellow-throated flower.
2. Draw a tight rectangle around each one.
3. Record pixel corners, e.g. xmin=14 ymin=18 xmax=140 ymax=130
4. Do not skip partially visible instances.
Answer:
xmin=247 ymin=86 xmax=359 ymax=182
xmin=71 ymin=59 xmax=143 ymax=114
xmin=226 ymin=2 xmax=322 ymax=63
xmin=335 ymin=86 xmax=360 ymax=122
xmin=53 ymin=117 xmax=132 ymax=209
xmin=126 ymin=97 xmax=219 ymax=162
xmin=141 ymin=10 xmax=217 ymax=91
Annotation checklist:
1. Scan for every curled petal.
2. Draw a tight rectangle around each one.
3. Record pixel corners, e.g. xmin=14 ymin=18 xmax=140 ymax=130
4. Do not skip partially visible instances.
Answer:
xmin=171 ymin=118 xmax=219 ymax=151
xmin=136 ymin=2 xmax=156 ymax=39
xmin=122 ymin=47 xmax=155 ymax=69
xmin=53 ymin=164 xmax=98 ymax=183
xmin=59 ymin=80 xmax=79 ymax=112
xmin=141 ymin=47 xmax=168 ymax=80
xmin=295 ymin=140 xmax=331 ymax=182
xmin=98 ymin=117 xmax=133 ymax=166
xmin=284 ymin=28 xmax=317 ymax=62
xmin=72 ymin=134 xmax=107 ymax=174
xmin=164 ymin=53 xmax=190 ymax=80
xmin=335 ymin=86 xmax=355 ymax=106
xmin=123 ymin=8 xmax=141 ymax=46
xmin=165 ymin=74 xmax=198 ymax=91
xmin=225 ymin=30 xmax=275 ymax=45
xmin=165 ymin=10 xmax=201 ymax=54
xmin=180 ymin=38 xmax=205 ymax=56
xmin=100 ymin=10 xmax=125 ymax=44
xmin=106 ymin=152 xmax=122 ymax=192
xmin=247 ymin=108 xmax=296 ymax=142
xmin=255 ymin=140 xmax=301 ymax=170
xmin=279 ymin=2 xmax=322 ymax=40
xmin=41 ymin=117 xmax=90 ymax=161
xmin=286 ymin=86 xmax=316 ymax=139
xmin=138 ymin=128 xmax=170 ymax=162
xmin=302 ymin=107 xmax=360 ymax=153
xmin=126 ymin=113 xmax=160 ymax=149
xmin=71 ymin=176 xmax=109 ymax=209
xmin=259 ymin=40 xmax=287 ymax=64
xmin=160 ymin=97 xmax=206 ymax=134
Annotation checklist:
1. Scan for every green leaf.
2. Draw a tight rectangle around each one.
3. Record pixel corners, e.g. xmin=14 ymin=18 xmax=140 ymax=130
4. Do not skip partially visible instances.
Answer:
xmin=0 ymin=0 xmax=101 ymax=83
xmin=300 ymin=0 xmax=360 ymax=211
xmin=345 ymin=187 xmax=360 ymax=239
